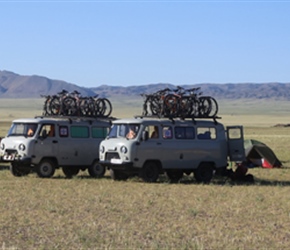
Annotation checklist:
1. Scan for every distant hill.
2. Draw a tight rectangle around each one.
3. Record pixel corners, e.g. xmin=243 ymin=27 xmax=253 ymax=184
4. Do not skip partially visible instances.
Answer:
xmin=0 ymin=70 xmax=95 ymax=98
xmin=1 ymin=70 xmax=290 ymax=100
xmin=92 ymin=82 xmax=290 ymax=100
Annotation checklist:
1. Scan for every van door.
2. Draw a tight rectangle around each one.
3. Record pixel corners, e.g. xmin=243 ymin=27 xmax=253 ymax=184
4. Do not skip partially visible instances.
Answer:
xmin=226 ymin=126 xmax=246 ymax=162
xmin=33 ymin=124 xmax=58 ymax=164
xmin=135 ymin=125 xmax=164 ymax=168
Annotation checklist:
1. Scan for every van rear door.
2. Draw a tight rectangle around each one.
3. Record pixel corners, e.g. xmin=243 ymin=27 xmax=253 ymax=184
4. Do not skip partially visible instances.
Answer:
xmin=226 ymin=126 xmax=246 ymax=162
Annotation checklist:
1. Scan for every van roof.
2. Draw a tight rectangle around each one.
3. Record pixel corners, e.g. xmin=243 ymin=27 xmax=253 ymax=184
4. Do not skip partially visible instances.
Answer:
xmin=12 ymin=116 xmax=113 ymax=125
xmin=112 ymin=117 xmax=223 ymax=127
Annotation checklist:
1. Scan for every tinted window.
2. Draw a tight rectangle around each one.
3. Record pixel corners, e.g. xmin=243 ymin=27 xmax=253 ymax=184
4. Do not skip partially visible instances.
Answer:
xmin=71 ymin=126 xmax=89 ymax=138
xmin=92 ymin=127 xmax=108 ymax=138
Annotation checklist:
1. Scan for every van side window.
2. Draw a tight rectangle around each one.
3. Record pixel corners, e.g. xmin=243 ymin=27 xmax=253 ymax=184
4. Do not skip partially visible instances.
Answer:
xmin=175 ymin=127 xmax=195 ymax=139
xmin=39 ymin=124 xmax=55 ymax=138
xmin=92 ymin=127 xmax=108 ymax=138
xmin=197 ymin=127 xmax=216 ymax=140
xmin=228 ymin=128 xmax=241 ymax=139
xmin=71 ymin=126 xmax=89 ymax=138
xmin=162 ymin=126 xmax=172 ymax=139
xmin=145 ymin=125 xmax=159 ymax=139
xmin=59 ymin=126 xmax=69 ymax=137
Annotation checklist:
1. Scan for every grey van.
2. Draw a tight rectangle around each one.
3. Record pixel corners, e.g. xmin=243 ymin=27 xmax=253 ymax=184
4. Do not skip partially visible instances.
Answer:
xmin=99 ymin=117 xmax=245 ymax=183
xmin=0 ymin=116 xmax=111 ymax=178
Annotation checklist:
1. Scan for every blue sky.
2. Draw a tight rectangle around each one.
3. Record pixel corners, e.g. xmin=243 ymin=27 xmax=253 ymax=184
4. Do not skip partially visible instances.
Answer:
xmin=1 ymin=0 xmax=290 ymax=87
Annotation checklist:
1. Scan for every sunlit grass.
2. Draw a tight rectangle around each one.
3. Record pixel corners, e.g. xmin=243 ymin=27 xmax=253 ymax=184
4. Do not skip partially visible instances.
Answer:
xmin=1 ymin=169 xmax=290 ymax=249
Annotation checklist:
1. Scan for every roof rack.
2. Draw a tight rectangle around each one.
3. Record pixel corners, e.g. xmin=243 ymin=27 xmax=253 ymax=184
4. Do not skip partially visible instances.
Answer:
xmin=134 ymin=114 xmax=221 ymax=124
xmin=34 ymin=115 xmax=117 ymax=124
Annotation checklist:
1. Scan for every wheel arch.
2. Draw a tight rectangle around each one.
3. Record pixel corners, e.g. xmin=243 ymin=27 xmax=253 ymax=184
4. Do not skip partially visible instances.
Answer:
xmin=38 ymin=156 xmax=59 ymax=168
xmin=142 ymin=159 xmax=163 ymax=173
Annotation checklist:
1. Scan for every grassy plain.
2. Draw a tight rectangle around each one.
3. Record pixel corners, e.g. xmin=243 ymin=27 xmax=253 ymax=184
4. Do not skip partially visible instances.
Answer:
xmin=1 ymin=98 xmax=290 ymax=249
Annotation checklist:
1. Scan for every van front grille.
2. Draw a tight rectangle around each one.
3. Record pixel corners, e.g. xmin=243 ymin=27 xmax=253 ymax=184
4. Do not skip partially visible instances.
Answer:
xmin=105 ymin=152 xmax=120 ymax=161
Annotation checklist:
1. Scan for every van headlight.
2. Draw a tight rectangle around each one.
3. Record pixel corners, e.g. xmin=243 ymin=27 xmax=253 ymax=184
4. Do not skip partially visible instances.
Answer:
xmin=19 ymin=144 xmax=26 ymax=151
xmin=120 ymin=146 xmax=128 ymax=154
xmin=100 ymin=146 xmax=105 ymax=154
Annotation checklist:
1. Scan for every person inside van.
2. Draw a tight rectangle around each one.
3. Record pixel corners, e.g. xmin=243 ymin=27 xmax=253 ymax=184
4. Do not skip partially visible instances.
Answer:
xmin=126 ymin=128 xmax=136 ymax=139
xmin=151 ymin=126 xmax=159 ymax=138
xmin=48 ymin=125 xmax=55 ymax=137
xmin=27 ymin=128 xmax=34 ymax=136
xmin=27 ymin=125 xmax=36 ymax=137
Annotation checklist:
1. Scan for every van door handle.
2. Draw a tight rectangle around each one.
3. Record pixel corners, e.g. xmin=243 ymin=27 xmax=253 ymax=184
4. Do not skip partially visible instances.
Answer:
xmin=52 ymin=140 xmax=58 ymax=144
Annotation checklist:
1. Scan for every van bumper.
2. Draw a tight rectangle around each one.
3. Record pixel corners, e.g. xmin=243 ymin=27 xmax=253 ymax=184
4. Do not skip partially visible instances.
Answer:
xmin=0 ymin=156 xmax=32 ymax=165
xmin=99 ymin=161 xmax=134 ymax=170
xmin=16 ymin=156 xmax=32 ymax=165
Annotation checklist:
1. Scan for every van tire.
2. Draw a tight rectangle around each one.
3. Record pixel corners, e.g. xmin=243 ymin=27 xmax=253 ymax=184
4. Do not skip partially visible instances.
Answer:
xmin=194 ymin=163 xmax=213 ymax=183
xmin=10 ymin=163 xmax=30 ymax=177
xmin=140 ymin=162 xmax=159 ymax=183
xmin=62 ymin=166 xmax=80 ymax=178
xmin=88 ymin=161 xmax=106 ymax=178
xmin=166 ymin=170 xmax=183 ymax=183
xmin=110 ymin=169 xmax=128 ymax=181
xmin=36 ymin=159 xmax=55 ymax=178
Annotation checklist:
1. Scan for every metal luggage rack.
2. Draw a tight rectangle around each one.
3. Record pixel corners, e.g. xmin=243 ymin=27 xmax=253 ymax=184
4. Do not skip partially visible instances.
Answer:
xmin=35 ymin=114 xmax=117 ymax=124
xmin=134 ymin=114 xmax=221 ymax=124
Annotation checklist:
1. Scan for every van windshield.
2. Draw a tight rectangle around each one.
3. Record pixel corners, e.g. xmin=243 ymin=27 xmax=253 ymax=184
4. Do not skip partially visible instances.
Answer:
xmin=8 ymin=123 xmax=38 ymax=137
xmin=108 ymin=124 xmax=140 ymax=139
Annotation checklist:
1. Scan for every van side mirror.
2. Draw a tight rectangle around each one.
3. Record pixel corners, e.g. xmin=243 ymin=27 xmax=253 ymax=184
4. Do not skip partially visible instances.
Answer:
xmin=142 ymin=131 xmax=149 ymax=141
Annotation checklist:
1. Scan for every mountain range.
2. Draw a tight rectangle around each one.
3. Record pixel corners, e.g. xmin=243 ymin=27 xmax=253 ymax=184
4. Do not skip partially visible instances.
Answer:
xmin=1 ymin=70 xmax=289 ymax=100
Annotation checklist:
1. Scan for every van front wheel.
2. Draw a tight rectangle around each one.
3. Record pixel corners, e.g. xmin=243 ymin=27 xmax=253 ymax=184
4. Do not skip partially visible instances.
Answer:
xmin=140 ymin=162 xmax=159 ymax=183
xmin=36 ymin=160 xmax=55 ymax=178
xmin=88 ymin=161 xmax=106 ymax=178
xmin=10 ymin=163 xmax=30 ymax=177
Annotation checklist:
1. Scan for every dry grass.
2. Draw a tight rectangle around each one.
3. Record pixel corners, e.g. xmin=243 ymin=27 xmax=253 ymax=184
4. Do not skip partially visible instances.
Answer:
xmin=1 ymin=98 xmax=290 ymax=249
xmin=1 ymin=169 xmax=290 ymax=249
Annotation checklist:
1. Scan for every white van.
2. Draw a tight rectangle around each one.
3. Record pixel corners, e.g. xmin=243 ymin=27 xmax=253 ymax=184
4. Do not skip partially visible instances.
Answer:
xmin=99 ymin=117 xmax=245 ymax=183
xmin=0 ymin=116 xmax=111 ymax=178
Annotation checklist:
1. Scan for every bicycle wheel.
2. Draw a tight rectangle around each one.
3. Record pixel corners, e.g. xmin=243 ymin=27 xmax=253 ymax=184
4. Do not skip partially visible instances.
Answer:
xmin=100 ymin=98 xmax=112 ymax=117
xmin=80 ymin=98 xmax=95 ymax=117
xmin=63 ymin=96 xmax=77 ymax=116
xmin=49 ymin=96 xmax=61 ymax=115
xmin=142 ymin=96 xmax=151 ymax=116
xmin=179 ymin=96 xmax=193 ymax=118
xmin=164 ymin=94 xmax=179 ymax=117
xmin=150 ymin=96 xmax=162 ymax=116
xmin=43 ymin=98 xmax=51 ymax=116
xmin=207 ymin=96 xmax=219 ymax=118
xmin=94 ymin=99 xmax=104 ymax=117
xmin=198 ymin=96 xmax=211 ymax=118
